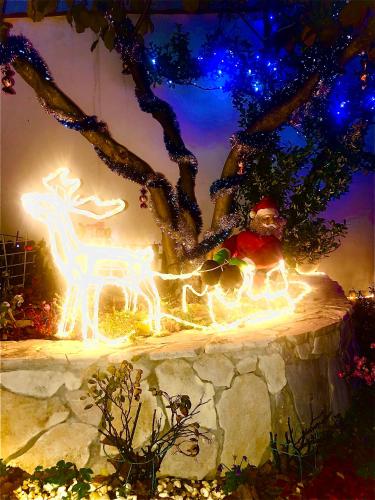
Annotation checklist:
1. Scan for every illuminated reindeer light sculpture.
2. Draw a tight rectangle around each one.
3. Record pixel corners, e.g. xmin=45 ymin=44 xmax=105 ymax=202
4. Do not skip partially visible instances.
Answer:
xmin=22 ymin=168 xmax=161 ymax=342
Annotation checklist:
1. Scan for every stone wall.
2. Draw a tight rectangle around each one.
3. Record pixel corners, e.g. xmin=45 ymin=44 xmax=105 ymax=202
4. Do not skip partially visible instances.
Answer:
xmin=0 ymin=276 xmax=351 ymax=479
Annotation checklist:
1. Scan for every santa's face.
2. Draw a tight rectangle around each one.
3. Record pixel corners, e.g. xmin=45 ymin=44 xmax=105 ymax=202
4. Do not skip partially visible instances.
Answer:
xmin=249 ymin=210 xmax=285 ymax=238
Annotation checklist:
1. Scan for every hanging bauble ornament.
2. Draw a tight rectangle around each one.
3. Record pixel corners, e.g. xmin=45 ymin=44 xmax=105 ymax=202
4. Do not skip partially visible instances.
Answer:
xmin=1 ymin=65 xmax=16 ymax=94
xmin=237 ymin=161 xmax=245 ymax=175
xmin=122 ymin=62 xmax=131 ymax=75
xmin=200 ymin=259 xmax=223 ymax=286
xmin=219 ymin=265 xmax=243 ymax=290
xmin=359 ymin=52 xmax=369 ymax=90
xmin=139 ymin=187 xmax=148 ymax=209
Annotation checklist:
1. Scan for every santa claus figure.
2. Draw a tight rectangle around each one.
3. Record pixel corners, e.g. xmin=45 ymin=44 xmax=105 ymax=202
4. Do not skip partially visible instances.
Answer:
xmin=200 ymin=197 xmax=285 ymax=289
xmin=223 ymin=196 xmax=285 ymax=270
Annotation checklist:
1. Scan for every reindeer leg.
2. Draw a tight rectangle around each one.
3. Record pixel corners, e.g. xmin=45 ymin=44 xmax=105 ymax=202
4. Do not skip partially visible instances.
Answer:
xmin=148 ymin=280 xmax=161 ymax=334
xmin=57 ymin=284 xmax=79 ymax=338
xmin=92 ymin=284 xmax=104 ymax=342
xmin=80 ymin=286 xmax=90 ymax=342
xmin=122 ymin=286 xmax=130 ymax=311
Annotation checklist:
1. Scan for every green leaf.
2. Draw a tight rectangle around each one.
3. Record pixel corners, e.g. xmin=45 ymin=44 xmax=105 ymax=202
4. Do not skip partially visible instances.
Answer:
xmin=27 ymin=0 xmax=57 ymax=22
xmin=84 ymin=404 xmax=93 ymax=410
xmin=228 ymin=258 xmax=248 ymax=270
xmin=0 ymin=22 xmax=12 ymax=43
xmin=71 ymin=4 xmax=92 ymax=34
xmin=90 ymin=39 xmax=99 ymax=52
xmin=102 ymin=28 xmax=115 ymax=51
xmin=213 ymin=248 xmax=230 ymax=264
xmin=137 ymin=15 xmax=154 ymax=36
xmin=89 ymin=11 xmax=107 ymax=34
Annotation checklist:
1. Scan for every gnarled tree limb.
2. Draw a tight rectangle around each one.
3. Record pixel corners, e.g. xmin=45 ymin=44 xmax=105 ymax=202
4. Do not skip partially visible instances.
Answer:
xmin=210 ymin=10 xmax=375 ymax=232
xmin=121 ymin=32 xmax=201 ymax=242
xmin=12 ymin=56 xmax=181 ymax=273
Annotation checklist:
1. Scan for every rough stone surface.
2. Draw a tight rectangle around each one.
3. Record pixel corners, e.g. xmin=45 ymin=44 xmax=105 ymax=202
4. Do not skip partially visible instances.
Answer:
xmin=65 ymin=390 xmax=102 ymax=427
xmin=112 ymin=381 xmax=162 ymax=450
xmin=0 ymin=388 xmax=69 ymax=458
xmin=295 ymin=342 xmax=312 ymax=360
xmin=159 ymin=434 xmax=218 ymax=480
xmin=258 ymin=354 xmax=287 ymax=394
xmin=0 ymin=370 xmax=80 ymax=398
xmin=218 ymin=374 xmax=271 ymax=466
xmin=193 ymin=354 xmax=234 ymax=387
xmin=271 ymin=388 xmax=301 ymax=441
xmin=312 ymin=329 xmax=340 ymax=355
xmin=235 ymin=355 xmax=258 ymax=374
xmin=0 ymin=275 xmax=351 ymax=479
xmin=155 ymin=360 xmax=216 ymax=429
xmin=87 ymin=455 xmax=115 ymax=476
xmin=285 ymin=359 xmax=330 ymax=426
xmin=64 ymin=372 xmax=82 ymax=391
xmin=327 ymin=357 xmax=350 ymax=415
xmin=10 ymin=423 xmax=98 ymax=473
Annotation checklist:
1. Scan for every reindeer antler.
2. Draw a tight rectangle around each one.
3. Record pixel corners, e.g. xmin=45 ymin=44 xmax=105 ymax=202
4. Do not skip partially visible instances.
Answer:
xmin=42 ymin=167 xmax=81 ymax=199
xmin=42 ymin=168 xmax=127 ymax=219
xmin=72 ymin=195 xmax=127 ymax=220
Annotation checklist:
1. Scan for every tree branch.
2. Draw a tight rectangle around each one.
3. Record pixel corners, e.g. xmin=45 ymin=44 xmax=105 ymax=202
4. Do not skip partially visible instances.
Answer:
xmin=210 ymin=9 xmax=375 ymax=232
xmin=118 ymin=23 xmax=202 ymax=241
xmin=11 ymin=55 xmax=181 ymax=273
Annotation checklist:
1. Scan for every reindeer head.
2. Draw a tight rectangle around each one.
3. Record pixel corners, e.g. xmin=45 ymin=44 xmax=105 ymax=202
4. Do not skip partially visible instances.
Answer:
xmin=22 ymin=167 xmax=127 ymax=222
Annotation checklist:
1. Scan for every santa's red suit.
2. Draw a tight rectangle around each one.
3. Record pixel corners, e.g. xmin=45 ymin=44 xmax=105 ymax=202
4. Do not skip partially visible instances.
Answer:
xmin=224 ymin=230 xmax=282 ymax=270
xmin=223 ymin=197 xmax=283 ymax=270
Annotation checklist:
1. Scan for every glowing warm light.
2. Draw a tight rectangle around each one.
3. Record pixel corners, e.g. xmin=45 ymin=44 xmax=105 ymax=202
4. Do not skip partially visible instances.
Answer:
xmin=347 ymin=292 xmax=374 ymax=301
xmin=22 ymin=168 xmax=312 ymax=343
xmin=295 ymin=263 xmax=326 ymax=276
xmin=176 ymin=260 xmax=311 ymax=330
xmin=22 ymin=168 xmax=161 ymax=343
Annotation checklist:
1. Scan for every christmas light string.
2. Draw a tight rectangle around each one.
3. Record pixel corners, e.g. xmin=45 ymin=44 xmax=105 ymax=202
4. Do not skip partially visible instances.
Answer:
xmin=1 ymin=22 xmax=373 ymax=260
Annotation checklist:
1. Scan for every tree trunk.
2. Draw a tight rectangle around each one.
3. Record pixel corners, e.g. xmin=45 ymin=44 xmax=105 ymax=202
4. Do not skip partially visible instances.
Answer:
xmin=12 ymin=57 xmax=181 ymax=273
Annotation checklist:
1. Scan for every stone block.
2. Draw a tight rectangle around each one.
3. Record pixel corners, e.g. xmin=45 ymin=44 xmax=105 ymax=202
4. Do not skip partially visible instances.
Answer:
xmin=0 ymin=370 xmax=81 ymax=398
xmin=193 ymin=354 xmax=234 ymax=387
xmin=65 ymin=390 xmax=102 ymax=427
xmin=258 ymin=354 xmax=287 ymax=394
xmin=295 ymin=342 xmax=312 ymax=360
xmin=217 ymin=374 xmax=271 ymax=466
xmin=159 ymin=434 xmax=218 ymax=480
xmin=312 ymin=328 xmax=340 ymax=355
xmin=0 ymin=388 xmax=69 ymax=459
xmin=236 ymin=356 xmax=257 ymax=374
xmin=327 ymin=357 xmax=350 ymax=416
xmin=271 ymin=388 xmax=301 ymax=441
xmin=155 ymin=359 xmax=216 ymax=429
xmin=285 ymin=359 xmax=330 ymax=427
xmin=10 ymin=422 xmax=98 ymax=473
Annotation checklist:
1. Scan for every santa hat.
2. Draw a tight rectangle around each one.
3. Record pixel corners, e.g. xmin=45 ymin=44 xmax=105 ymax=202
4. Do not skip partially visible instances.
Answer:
xmin=250 ymin=196 xmax=279 ymax=218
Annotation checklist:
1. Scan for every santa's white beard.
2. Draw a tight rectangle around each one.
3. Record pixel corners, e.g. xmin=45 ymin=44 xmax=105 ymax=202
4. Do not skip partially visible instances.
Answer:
xmin=249 ymin=217 xmax=278 ymax=236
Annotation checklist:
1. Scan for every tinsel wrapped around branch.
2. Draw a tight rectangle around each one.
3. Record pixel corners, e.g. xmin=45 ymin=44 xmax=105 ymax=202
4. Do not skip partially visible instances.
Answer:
xmin=1 ymin=3 xmax=374 ymax=267
xmin=114 ymin=17 xmax=203 ymax=237
xmin=0 ymin=34 xmax=268 ymax=262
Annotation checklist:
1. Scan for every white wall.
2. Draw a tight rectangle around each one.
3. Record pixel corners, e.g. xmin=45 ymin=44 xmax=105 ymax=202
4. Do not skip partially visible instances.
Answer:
xmin=1 ymin=16 xmax=374 ymax=292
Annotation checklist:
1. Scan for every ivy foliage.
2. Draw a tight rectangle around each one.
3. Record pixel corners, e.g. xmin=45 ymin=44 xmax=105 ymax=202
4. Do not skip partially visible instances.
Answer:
xmin=235 ymin=130 xmax=374 ymax=264
xmin=31 ymin=460 xmax=93 ymax=499
xmin=8 ymin=0 xmax=375 ymax=264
